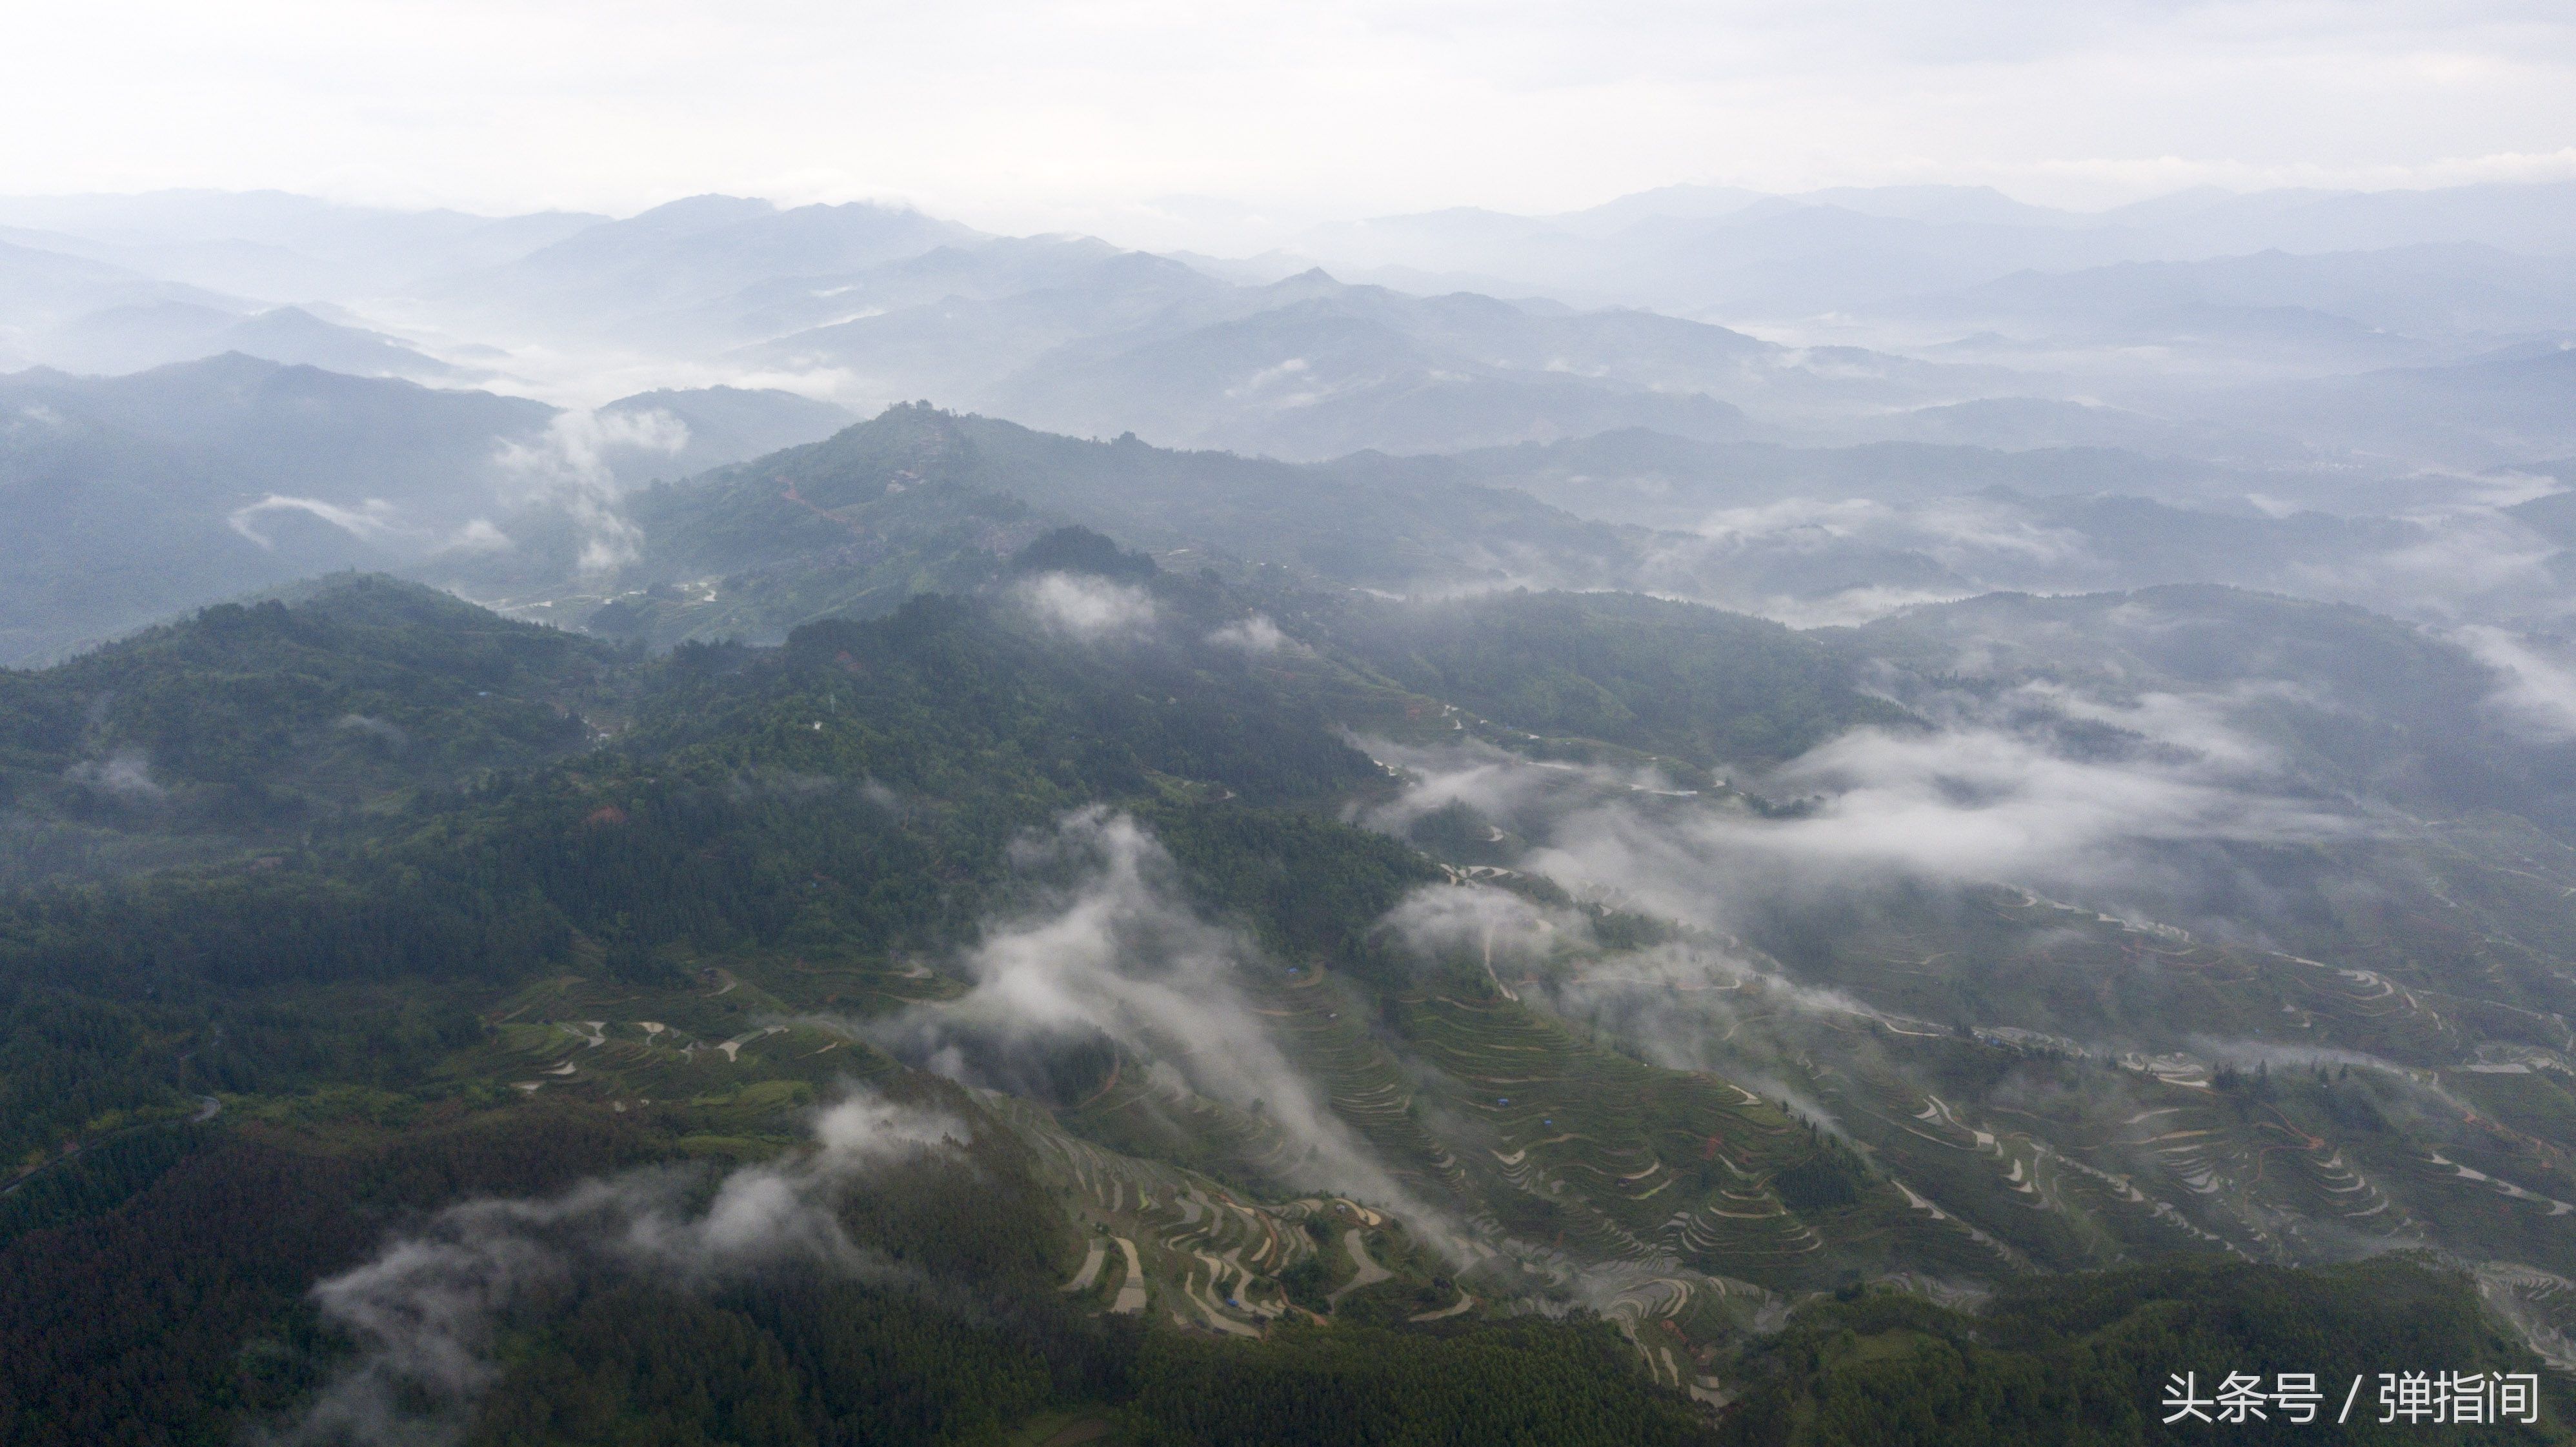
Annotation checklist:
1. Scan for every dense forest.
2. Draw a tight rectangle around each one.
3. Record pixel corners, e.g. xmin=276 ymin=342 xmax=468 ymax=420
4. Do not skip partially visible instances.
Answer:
xmin=1719 ymin=1259 xmax=2570 ymax=1446
xmin=4 ymin=532 xmax=2572 ymax=1446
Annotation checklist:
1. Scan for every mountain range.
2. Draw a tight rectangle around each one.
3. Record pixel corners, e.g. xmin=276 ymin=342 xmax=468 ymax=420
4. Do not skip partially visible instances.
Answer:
xmin=3 ymin=179 xmax=2571 ymax=487
xmin=6 ymin=194 xmax=2576 ymax=1430
xmin=0 ymin=356 xmax=854 ymax=662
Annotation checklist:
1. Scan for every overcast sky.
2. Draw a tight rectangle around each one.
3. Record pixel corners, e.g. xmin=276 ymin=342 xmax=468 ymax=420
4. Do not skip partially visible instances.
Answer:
xmin=7 ymin=1 xmax=2573 ymax=243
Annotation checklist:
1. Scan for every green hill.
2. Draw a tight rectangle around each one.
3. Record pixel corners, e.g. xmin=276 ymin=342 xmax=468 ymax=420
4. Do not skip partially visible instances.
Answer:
xmin=5 ymin=547 xmax=2576 ymax=1446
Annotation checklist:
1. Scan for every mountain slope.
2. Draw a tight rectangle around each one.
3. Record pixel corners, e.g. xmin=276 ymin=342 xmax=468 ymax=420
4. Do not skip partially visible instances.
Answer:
xmin=563 ymin=404 xmax=1651 ymax=645
xmin=429 ymin=195 xmax=982 ymax=334
xmin=0 ymin=359 xmax=880 ymax=664
xmin=6 ymin=545 xmax=2576 ymax=1439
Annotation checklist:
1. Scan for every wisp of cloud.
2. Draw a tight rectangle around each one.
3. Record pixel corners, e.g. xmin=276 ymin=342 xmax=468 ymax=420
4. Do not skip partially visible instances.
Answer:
xmin=274 ymin=1089 xmax=960 ymax=1447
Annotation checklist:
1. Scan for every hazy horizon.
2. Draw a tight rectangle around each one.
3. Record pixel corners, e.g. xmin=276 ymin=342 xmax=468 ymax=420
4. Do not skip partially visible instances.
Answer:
xmin=8 ymin=1 xmax=2575 ymax=250
xmin=13 ymin=13 xmax=2576 ymax=1442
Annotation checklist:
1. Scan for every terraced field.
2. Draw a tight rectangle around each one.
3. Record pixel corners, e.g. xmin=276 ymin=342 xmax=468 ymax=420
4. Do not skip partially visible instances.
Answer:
xmin=441 ymin=961 xmax=1472 ymax=1341
xmin=1661 ymin=984 xmax=2576 ymax=1290
xmin=396 ymin=825 xmax=2576 ymax=1385
xmin=372 ymin=943 xmax=1021 ymax=1146
xmin=983 ymin=1093 xmax=1424 ymax=1335
xmin=434 ymin=966 xmax=906 ymax=1137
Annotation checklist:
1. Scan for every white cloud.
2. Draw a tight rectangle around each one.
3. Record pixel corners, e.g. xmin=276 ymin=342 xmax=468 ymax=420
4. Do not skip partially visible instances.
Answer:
xmin=1679 ymin=496 xmax=2091 ymax=571
xmin=281 ymin=1089 xmax=961 ymax=1446
xmin=1381 ymin=880 xmax=1571 ymax=973
xmin=491 ymin=407 xmax=686 ymax=572
xmin=332 ymin=713 xmax=408 ymax=748
xmin=862 ymin=807 xmax=1463 ymax=1247
xmin=444 ymin=518 xmax=515 ymax=554
xmin=226 ymin=494 xmax=403 ymax=549
xmin=63 ymin=748 xmax=162 ymax=800
xmin=2457 ymin=624 xmax=2576 ymax=740
xmin=2279 ymin=509 xmax=2566 ymax=626
xmin=1362 ymin=674 xmax=2353 ymax=932
xmin=1207 ymin=614 xmax=1289 ymax=653
xmin=1700 ymin=715 xmax=2339 ymax=878
xmin=1015 ymin=572 xmax=1158 ymax=642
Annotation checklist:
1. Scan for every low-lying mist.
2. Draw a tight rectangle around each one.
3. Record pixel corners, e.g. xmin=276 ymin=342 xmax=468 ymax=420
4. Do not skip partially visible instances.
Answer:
xmin=1365 ymin=674 xmax=2356 ymax=936
xmin=273 ymin=1090 xmax=961 ymax=1446
xmin=850 ymin=806 xmax=1469 ymax=1254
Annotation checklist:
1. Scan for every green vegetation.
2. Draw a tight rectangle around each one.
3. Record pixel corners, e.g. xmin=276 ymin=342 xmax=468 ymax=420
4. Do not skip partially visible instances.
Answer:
xmin=7 ymin=545 xmax=2576 ymax=1446
xmin=1854 ymin=584 xmax=2576 ymax=832
xmin=1719 ymin=1258 xmax=2570 ymax=1445
xmin=1318 ymin=589 xmax=1913 ymax=768
xmin=0 ymin=574 xmax=631 ymax=891
xmin=0 ymin=1105 xmax=667 ymax=1447
xmin=1127 ymin=1318 xmax=1713 ymax=1446
xmin=554 ymin=405 xmax=1660 ymax=646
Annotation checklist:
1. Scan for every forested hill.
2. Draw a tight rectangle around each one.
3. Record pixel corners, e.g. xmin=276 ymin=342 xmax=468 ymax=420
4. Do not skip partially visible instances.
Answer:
xmin=652 ymin=401 xmax=1639 ymax=585
xmin=551 ymin=403 xmax=1652 ymax=646
xmin=0 ymin=574 xmax=633 ymax=885
xmin=1304 ymin=587 xmax=1915 ymax=768
xmin=5 ymin=543 xmax=2574 ymax=1446
xmin=1856 ymin=583 xmax=2576 ymax=831
xmin=0 ymin=539 xmax=1721 ymax=1445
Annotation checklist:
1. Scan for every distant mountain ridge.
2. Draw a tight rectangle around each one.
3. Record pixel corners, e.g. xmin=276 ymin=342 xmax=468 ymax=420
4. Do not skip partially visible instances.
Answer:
xmin=442 ymin=401 xmax=2549 ymax=653
xmin=423 ymin=194 xmax=983 ymax=328
xmin=0 ymin=356 xmax=854 ymax=663
xmin=7 ymin=181 xmax=2575 ymax=480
